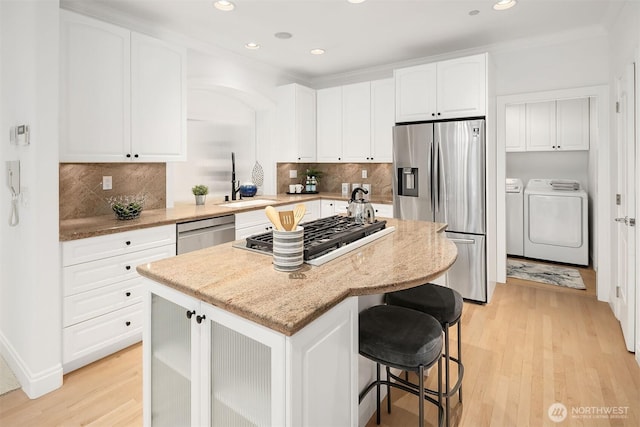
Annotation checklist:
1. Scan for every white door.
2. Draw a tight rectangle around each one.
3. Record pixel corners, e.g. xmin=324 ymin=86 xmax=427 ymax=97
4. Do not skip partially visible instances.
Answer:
xmin=614 ymin=62 xmax=636 ymax=352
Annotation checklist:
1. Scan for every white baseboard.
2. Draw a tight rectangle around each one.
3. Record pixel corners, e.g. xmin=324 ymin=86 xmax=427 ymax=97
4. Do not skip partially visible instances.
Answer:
xmin=0 ymin=331 xmax=62 ymax=399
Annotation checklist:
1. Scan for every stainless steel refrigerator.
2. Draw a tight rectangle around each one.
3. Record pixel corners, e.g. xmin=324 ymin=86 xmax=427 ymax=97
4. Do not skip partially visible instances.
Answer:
xmin=393 ymin=119 xmax=486 ymax=302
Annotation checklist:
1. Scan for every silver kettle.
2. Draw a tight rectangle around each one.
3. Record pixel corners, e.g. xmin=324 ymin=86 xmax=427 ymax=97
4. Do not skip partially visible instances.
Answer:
xmin=348 ymin=187 xmax=375 ymax=224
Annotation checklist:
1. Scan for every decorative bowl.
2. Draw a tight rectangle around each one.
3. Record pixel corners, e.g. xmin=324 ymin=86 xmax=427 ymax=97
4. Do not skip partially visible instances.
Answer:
xmin=239 ymin=182 xmax=257 ymax=197
xmin=107 ymin=195 xmax=146 ymax=220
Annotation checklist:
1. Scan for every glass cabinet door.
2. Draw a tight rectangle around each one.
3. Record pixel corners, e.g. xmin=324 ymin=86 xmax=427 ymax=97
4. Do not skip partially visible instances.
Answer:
xmin=150 ymin=294 xmax=193 ymax=426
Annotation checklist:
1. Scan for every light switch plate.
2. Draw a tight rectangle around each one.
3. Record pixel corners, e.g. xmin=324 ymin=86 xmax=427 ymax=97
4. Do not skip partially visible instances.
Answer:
xmin=102 ymin=176 xmax=112 ymax=190
xmin=341 ymin=183 xmax=349 ymax=197
xmin=362 ymin=169 xmax=368 ymax=179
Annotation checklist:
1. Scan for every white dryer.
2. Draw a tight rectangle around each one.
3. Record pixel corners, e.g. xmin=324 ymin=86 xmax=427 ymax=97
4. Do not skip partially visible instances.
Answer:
xmin=524 ymin=179 xmax=588 ymax=266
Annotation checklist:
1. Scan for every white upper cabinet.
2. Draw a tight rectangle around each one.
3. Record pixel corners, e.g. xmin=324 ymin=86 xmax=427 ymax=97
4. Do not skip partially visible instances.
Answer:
xmin=556 ymin=98 xmax=590 ymax=151
xmin=276 ymin=84 xmax=317 ymax=162
xmin=526 ymin=101 xmax=557 ymax=151
xmin=317 ymin=79 xmax=394 ymax=163
xmin=131 ymin=33 xmax=186 ymax=161
xmin=341 ymin=82 xmax=371 ymax=162
xmin=60 ymin=11 xmax=131 ymax=161
xmin=60 ymin=11 xmax=186 ymax=162
xmin=394 ymin=63 xmax=437 ymax=123
xmin=370 ymin=78 xmax=394 ymax=162
xmin=395 ymin=53 xmax=487 ymax=122
xmin=509 ymin=97 xmax=589 ymax=152
xmin=505 ymin=104 xmax=526 ymax=152
xmin=316 ymin=86 xmax=344 ymax=162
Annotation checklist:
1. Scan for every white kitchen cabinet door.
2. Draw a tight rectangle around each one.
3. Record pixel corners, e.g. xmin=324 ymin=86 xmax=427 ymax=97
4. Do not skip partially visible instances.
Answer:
xmin=317 ymin=87 xmax=344 ymax=162
xmin=276 ymin=84 xmax=317 ymax=162
xmin=436 ymin=53 xmax=487 ymax=119
xmin=526 ymin=101 xmax=557 ymax=151
xmin=145 ymin=282 xmax=286 ymax=427
xmin=556 ymin=97 xmax=590 ymax=151
xmin=288 ymin=297 xmax=358 ymax=427
xmin=394 ymin=63 xmax=437 ymax=122
xmin=370 ymin=79 xmax=394 ymax=162
xmin=372 ymin=203 xmax=393 ymax=219
xmin=341 ymin=82 xmax=372 ymax=162
xmin=131 ymin=32 xmax=186 ymax=161
xmin=505 ymin=103 xmax=526 ymax=152
xmin=60 ymin=10 xmax=131 ymax=162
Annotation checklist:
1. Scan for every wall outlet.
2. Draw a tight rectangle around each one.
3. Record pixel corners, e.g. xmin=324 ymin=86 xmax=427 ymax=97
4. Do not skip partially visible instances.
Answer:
xmin=352 ymin=183 xmax=361 ymax=193
xmin=362 ymin=183 xmax=371 ymax=197
xmin=289 ymin=170 xmax=297 ymax=179
xmin=362 ymin=169 xmax=368 ymax=179
xmin=341 ymin=183 xmax=349 ymax=197
xmin=102 ymin=176 xmax=112 ymax=190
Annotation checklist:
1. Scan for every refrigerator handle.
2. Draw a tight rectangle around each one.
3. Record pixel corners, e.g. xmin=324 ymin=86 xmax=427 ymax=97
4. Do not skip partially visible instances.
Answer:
xmin=428 ymin=138 xmax=434 ymax=212
xmin=434 ymin=138 xmax=440 ymax=212
xmin=448 ymin=238 xmax=476 ymax=244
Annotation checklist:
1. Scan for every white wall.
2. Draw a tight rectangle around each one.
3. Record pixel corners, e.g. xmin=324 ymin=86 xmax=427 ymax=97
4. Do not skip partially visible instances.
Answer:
xmin=0 ymin=0 xmax=62 ymax=398
xmin=506 ymin=151 xmax=590 ymax=191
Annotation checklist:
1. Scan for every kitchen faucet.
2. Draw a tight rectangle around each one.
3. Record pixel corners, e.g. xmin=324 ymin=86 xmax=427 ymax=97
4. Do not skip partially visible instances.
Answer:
xmin=231 ymin=152 xmax=241 ymax=200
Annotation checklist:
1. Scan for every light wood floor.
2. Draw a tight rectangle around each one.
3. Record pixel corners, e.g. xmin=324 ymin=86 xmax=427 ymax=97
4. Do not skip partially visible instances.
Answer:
xmin=1 ymin=266 xmax=638 ymax=427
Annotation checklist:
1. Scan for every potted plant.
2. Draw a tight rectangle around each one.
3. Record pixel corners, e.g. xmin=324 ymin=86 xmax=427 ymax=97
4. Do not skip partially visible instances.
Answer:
xmin=192 ymin=184 xmax=208 ymax=205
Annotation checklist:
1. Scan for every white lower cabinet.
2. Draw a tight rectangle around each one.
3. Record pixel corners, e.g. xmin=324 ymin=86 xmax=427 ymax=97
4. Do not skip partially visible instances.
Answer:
xmin=61 ymin=225 xmax=176 ymax=373
xmin=320 ymin=199 xmax=349 ymax=218
xmin=144 ymin=281 xmax=358 ymax=427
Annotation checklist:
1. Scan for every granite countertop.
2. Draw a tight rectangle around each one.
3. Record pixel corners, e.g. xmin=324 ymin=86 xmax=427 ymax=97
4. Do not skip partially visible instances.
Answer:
xmin=59 ymin=193 xmax=393 ymax=241
xmin=136 ymin=218 xmax=456 ymax=336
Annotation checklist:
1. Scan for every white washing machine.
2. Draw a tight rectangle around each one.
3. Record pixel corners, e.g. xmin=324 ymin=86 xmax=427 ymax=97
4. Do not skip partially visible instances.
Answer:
xmin=506 ymin=178 xmax=524 ymax=256
xmin=524 ymin=179 xmax=588 ymax=266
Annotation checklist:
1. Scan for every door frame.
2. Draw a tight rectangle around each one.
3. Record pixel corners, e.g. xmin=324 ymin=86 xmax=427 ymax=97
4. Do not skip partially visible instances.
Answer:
xmin=496 ymin=85 xmax=611 ymax=301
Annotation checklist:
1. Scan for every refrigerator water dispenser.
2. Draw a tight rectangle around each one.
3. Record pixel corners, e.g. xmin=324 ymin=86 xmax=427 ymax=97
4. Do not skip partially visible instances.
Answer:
xmin=397 ymin=167 xmax=419 ymax=197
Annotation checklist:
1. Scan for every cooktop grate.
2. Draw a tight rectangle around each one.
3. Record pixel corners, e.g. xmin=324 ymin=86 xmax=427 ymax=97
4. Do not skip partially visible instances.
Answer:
xmin=245 ymin=215 xmax=387 ymax=261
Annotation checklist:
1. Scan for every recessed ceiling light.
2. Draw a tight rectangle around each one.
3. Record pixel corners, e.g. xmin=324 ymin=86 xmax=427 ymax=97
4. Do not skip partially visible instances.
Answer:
xmin=310 ymin=48 xmax=326 ymax=55
xmin=274 ymin=32 xmax=293 ymax=40
xmin=347 ymin=0 xmax=366 ymax=3
xmin=493 ymin=0 xmax=517 ymax=11
xmin=214 ymin=1 xmax=235 ymax=11
xmin=245 ymin=42 xmax=260 ymax=50
xmin=469 ymin=9 xmax=480 ymax=16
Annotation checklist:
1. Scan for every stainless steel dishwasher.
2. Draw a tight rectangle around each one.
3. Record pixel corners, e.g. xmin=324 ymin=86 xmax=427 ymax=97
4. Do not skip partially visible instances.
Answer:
xmin=177 ymin=215 xmax=236 ymax=255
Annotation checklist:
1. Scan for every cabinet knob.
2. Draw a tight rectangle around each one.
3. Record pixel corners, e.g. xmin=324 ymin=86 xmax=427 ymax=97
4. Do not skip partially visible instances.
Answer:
xmin=557 ymin=146 xmax=561 ymax=149
xmin=338 ymin=157 xmax=341 ymax=161
xmin=125 ymin=321 xmax=131 ymax=327
xmin=134 ymin=154 xmax=139 ymax=158
xmin=186 ymin=310 xmax=195 ymax=319
xmin=125 ymin=265 xmax=131 ymax=270
xmin=437 ymin=112 xmax=441 ymax=116
xmin=196 ymin=314 xmax=206 ymax=324
xmin=432 ymin=113 xmax=436 ymax=117
xmin=126 ymin=153 xmax=131 ymax=158
xmin=298 ymin=157 xmax=301 ymax=160
xmin=125 ymin=291 xmax=131 ymax=297
xmin=125 ymin=241 xmax=131 ymax=246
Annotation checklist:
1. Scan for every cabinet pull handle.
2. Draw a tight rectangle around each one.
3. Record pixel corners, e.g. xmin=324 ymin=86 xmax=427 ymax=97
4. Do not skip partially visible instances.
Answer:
xmin=125 ymin=241 xmax=131 ymax=246
xmin=125 ymin=265 xmax=131 ymax=270
xmin=186 ymin=310 xmax=195 ymax=319
xmin=196 ymin=314 xmax=206 ymax=324
xmin=125 ymin=291 xmax=131 ymax=297
xmin=125 ymin=321 xmax=131 ymax=326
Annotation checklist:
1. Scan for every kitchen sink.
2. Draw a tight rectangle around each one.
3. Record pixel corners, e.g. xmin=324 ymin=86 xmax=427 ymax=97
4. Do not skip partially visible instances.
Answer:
xmin=217 ymin=199 xmax=273 ymax=208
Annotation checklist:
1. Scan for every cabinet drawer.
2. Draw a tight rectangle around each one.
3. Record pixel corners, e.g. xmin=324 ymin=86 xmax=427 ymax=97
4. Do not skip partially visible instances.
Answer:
xmin=62 ymin=224 xmax=176 ymax=266
xmin=63 ymin=277 xmax=144 ymax=327
xmin=63 ymin=244 xmax=175 ymax=296
xmin=236 ymin=222 xmax=273 ymax=240
xmin=63 ymin=302 xmax=142 ymax=364
xmin=235 ymin=209 xmax=270 ymax=229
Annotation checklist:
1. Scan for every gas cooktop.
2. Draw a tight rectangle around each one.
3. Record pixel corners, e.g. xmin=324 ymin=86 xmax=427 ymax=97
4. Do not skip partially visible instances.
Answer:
xmin=242 ymin=215 xmax=394 ymax=265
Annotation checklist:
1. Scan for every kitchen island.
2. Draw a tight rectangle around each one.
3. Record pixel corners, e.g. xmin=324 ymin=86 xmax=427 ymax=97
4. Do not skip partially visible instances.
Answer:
xmin=137 ymin=218 xmax=456 ymax=426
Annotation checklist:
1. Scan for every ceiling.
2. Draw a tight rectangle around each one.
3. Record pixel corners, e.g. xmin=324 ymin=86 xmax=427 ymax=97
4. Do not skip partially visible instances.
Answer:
xmin=62 ymin=0 xmax=620 ymax=81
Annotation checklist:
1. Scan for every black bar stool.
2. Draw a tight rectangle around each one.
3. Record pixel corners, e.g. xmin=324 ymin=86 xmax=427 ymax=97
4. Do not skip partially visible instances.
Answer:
xmin=386 ymin=283 xmax=464 ymax=427
xmin=359 ymin=304 xmax=444 ymax=427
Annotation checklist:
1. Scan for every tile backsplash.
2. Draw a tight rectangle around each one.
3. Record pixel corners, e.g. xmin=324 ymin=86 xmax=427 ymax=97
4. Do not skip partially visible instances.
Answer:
xmin=277 ymin=162 xmax=393 ymax=201
xmin=59 ymin=163 xmax=166 ymax=220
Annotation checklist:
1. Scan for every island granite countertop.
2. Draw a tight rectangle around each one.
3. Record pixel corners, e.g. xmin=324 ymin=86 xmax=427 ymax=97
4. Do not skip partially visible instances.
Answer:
xmin=59 ymin=192 xmax=393 ymax=241
xmin=137 ymin=218 xmax=456 ymax=336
